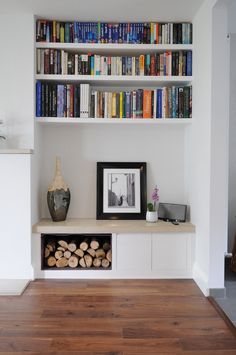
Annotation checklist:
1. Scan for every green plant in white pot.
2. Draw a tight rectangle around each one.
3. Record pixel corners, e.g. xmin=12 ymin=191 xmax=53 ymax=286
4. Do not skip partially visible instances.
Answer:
xmin=146 ymin=185 xmax=159 ymax=223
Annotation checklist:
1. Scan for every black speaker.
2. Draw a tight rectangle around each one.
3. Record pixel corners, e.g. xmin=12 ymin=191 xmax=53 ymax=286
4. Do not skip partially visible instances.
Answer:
xmin=158 ymin=203 xmax=187 ymax=222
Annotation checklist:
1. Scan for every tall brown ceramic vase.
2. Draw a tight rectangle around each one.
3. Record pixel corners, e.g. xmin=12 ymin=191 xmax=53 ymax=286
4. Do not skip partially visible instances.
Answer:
xmin=47 ymin=157 xmax=71 ymax=222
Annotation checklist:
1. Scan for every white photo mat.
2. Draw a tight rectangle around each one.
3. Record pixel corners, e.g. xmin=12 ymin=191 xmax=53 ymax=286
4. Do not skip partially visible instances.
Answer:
xmin=103 ymin=168 xmax=140 ymax=213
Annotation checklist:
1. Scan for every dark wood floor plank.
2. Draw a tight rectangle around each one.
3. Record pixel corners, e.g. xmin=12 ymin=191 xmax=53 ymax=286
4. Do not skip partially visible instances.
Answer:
xmin=180 ymin=334 xmax=236 ymax=351
xmin=0 ymin=317 xmax=230 ymax=338
xmin=0 ymin=279 xmax=235 ymax=353
xmin=0 ymin=337 xmax=52 ymax=352
xmin=124 ymin=352 xmax=236 ymax=355
xmin=50 ymin=337 xmax=182 ymax=352
xmin=0 ymin=353 xmax=123 ymax=355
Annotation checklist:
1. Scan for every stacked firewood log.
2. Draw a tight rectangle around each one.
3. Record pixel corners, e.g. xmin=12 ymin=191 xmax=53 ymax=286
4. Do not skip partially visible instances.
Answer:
xmin=44 ymin=237 xmax=112 ymax=269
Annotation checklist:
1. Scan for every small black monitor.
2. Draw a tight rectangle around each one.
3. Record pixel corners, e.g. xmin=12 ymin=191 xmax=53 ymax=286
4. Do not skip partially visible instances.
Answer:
xmin=158 ymin=203 xmax=187 ymax=222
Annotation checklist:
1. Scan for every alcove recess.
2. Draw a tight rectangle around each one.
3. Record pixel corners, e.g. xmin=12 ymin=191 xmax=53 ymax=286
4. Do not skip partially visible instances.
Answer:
xmin=41 ymin=233 xmax=112 ymax=270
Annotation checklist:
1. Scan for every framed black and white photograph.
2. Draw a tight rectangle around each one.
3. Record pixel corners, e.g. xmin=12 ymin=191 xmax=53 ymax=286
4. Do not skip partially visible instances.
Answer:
xmin=97 ymin=162 xmax=146 ymax=220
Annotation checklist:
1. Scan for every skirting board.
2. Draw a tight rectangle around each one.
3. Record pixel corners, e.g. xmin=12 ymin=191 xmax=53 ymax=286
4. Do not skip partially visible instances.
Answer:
xmin=193 ymin=263 xmax=209 ymax=296
xmin=0 ymin=279 xmax=30 ymax=295
xmin=209 ymin=287 xmax=226 ymax=298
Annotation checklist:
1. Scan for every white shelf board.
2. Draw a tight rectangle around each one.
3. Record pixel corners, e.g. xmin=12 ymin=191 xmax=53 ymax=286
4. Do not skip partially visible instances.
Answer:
xmin=36 ymin=117 xmax=192 ymax=124
xmin=35 ymin=42 xmax=193 ymax=53
xmin=35 ymin=74 xmax=192 ymax=85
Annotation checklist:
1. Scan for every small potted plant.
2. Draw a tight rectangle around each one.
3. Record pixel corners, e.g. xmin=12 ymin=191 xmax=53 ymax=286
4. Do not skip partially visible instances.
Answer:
xmin=146 ymin=185 xmax=159 ymax=223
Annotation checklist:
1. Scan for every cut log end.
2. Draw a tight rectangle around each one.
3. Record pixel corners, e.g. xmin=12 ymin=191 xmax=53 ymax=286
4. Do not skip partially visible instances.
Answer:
xmin=47 ymin=256 xmax=56 ymax=267
xmin=56 ymin=257 xmax=68 ymax=268
xmin=45 ymin=247 xmax=50 ymax=258
xmin=58 ymin=240 xmax=69 ymax=249
xmin=93 ymin=258 xmax=102 ymax=268
xmin=102 ymin=258 xmax=110 ymax=268
xmin=68 ymin=255 xmax=79 ymax=268
xmin=106 ymin=249 xmax=112 ymax=262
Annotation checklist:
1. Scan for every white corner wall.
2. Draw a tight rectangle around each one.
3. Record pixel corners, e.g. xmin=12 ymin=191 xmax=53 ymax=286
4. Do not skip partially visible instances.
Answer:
xmin=0 ymin=14 xmax=34 ymax=149
xmin=191 ymin=0 xmax=214 ymax=295
xmin=191 ymin=0 xmax=229 ymax=295
xmin=228 ymin=34 xmax=236 ymax=252
xmin=227 ymin=0 xmax=236 ymax=252
xmin=0 ymin=14 xmax=35 ymax=279
xmin=209 ymin=1 xmax=229 ymax=288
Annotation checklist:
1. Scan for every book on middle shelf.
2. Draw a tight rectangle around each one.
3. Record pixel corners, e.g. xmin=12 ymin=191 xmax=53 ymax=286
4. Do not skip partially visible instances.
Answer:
xmin=36 ymin=49 xmax=192 ymax=77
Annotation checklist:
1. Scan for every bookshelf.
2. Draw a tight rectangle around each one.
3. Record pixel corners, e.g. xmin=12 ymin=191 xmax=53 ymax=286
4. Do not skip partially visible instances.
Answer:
xmin=35 ymin=20 xmax=193 ymax=122
xmin=32 ymin=19 xmax=195 ymax=279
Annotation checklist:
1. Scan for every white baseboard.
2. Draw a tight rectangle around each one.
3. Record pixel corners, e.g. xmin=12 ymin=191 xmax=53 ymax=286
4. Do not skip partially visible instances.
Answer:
xmin=193 ymin=263 xmax=209 ymax=296
xmin=0 ymin=279 xmax=30 ymax=295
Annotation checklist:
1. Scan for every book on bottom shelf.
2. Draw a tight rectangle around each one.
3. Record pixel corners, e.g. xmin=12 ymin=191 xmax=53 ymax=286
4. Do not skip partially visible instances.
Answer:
xmin=36 ymin=82 xmax=192 ymax=119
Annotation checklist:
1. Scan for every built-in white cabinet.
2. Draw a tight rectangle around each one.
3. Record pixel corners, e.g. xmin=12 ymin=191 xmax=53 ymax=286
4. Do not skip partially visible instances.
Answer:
xmin=116 ymin=233 xmax=152 ymax=273
xmin=32 ymin=220 xmax=195 ymax=279
xmin=151 ymin=233 xmax=193 ymax=277
xmin=116 ymin=233 xmax=193 ymax=277
xmin=0 ymin=151 xmax=33 ymax=279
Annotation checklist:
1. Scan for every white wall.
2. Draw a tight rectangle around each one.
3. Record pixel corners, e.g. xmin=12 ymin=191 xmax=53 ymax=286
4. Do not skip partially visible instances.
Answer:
xmin=227 ymin=0 xmax=236 ymax=252
xmin=0 ymin=0 xmax=204 ymax=22
xmin=0 ymin=154 xmax=33 ymax=279
xmin=228 ymin=34 xmax=236 ymax=252
xmin=191 ymin=0 xmax=229 ymax=294
xmin=191 ymin=0 xmax=214 ymax=294
xmin=209 ymin=2 xmax=229 ymax=288
xmin=0 ymin=14 xmax=35 ymax=279
xmin=228 ymin=0 xmax=236 ymax=34
xmin=39 ymin=124 xmax=188 ymax=218
xmin=0 ymin=14 xmax=34 ymax=149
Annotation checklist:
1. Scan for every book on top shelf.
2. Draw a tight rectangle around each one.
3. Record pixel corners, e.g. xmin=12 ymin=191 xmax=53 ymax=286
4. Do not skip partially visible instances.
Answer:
xmin=36 ymin=20 xmax=192 ymax=45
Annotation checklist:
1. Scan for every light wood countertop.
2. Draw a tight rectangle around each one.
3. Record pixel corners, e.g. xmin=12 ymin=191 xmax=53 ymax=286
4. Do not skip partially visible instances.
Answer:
xmin=32 ymin=218 xmax=195 ymax=234
xmin=0 ymin=148 xmax=33 ymax=154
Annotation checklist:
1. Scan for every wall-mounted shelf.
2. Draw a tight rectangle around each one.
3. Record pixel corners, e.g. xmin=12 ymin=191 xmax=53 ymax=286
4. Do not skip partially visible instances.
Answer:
xmin=35 ymin=117 xmax=192 ymax=125
xmin=35 ymin=74 xmax=193 ymax=86
xmin=36 ymin=42 xmax=193 ymax=54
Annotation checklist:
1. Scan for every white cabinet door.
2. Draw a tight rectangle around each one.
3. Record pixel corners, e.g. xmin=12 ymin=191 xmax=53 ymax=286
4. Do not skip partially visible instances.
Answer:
xmin=0 ymin=154 xmax=32 ymax=279
xmin=116 ymin=233 xmax=151 ymax=273
xmin=152 ymin=233 xmax=193 ymax=277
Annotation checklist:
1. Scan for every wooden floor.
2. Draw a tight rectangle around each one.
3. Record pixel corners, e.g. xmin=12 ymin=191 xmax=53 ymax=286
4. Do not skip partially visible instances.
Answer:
xmin=0 ymin=280 xmax=235 ymax=354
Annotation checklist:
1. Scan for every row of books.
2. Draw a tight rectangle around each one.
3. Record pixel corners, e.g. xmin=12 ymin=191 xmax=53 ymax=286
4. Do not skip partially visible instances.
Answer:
xmin=36 ymin=49 xmax=192 ymax=77
xmin=36 ymin=82 xmax=192 ymax=119
xmin=36 ymin=20 xmax=193 ymax=44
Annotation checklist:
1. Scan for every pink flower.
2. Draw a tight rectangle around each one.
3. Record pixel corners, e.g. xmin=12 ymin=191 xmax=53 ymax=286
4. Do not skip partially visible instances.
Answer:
xmin=152 ymin=185 xmax=159 ymax=203
xmin=151 ymin=185 xmax=159 ymax=211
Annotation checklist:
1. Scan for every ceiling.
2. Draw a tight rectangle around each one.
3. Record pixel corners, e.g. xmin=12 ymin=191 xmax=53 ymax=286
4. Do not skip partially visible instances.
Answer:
xmin=0 ymin=0 xmax=205 ymax=22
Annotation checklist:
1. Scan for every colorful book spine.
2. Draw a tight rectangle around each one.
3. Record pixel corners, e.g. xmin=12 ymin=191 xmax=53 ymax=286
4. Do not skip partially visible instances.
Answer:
xmin=36 ymin=82 xmax=42 ymax=117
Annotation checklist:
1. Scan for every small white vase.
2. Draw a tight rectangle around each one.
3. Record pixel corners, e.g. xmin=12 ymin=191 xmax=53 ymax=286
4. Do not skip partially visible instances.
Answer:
xmin=146 ymin=210 xmax=158 ymax=223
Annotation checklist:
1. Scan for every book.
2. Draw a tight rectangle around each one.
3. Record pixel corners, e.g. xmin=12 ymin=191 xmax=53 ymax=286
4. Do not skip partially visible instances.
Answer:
xmin=143 ymin=90 xmax=152 ymax=118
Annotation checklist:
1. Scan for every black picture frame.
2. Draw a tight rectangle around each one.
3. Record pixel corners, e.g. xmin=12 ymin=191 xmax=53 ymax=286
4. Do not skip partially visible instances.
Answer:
xmin=97 ymin=162 xmax=147 ymax=220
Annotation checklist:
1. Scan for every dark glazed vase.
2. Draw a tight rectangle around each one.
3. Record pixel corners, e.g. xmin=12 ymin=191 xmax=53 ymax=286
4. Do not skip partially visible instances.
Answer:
xmin=47 ymin=189 xmax=70 ymax=222
xmin=47 ymin=157 xmax=71 ymax=222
